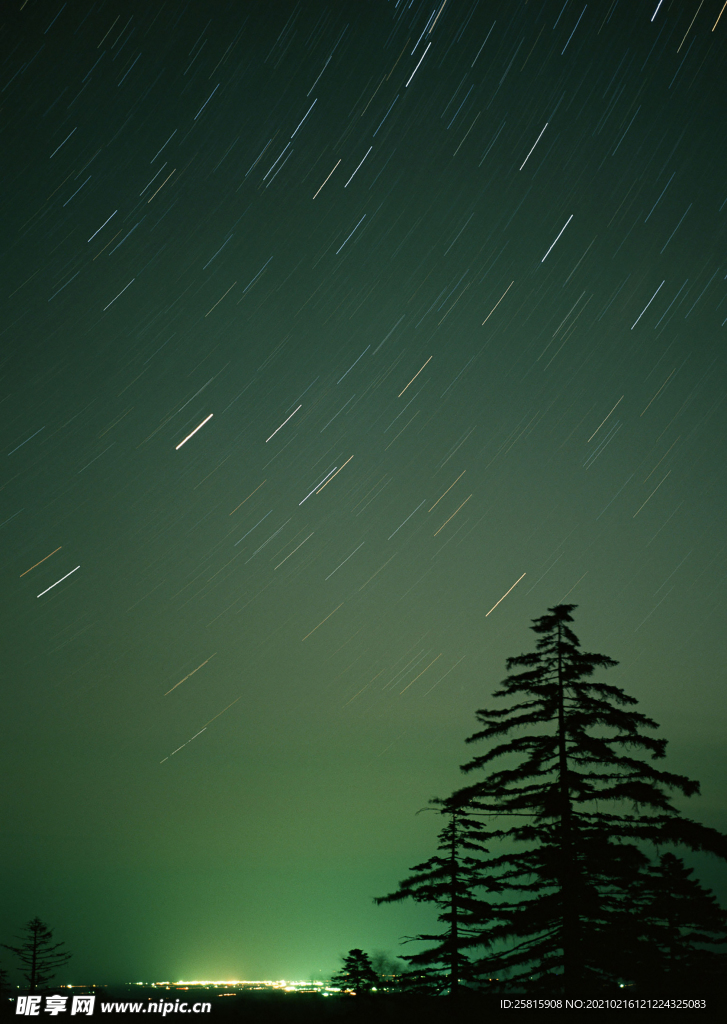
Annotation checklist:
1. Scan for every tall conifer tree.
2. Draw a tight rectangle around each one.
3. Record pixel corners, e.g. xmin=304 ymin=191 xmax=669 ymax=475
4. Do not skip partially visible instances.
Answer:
xmin=375 ymin=805 xmax=503 ymax=996
xmin=452 ymin=604 xmax=726 ymax=992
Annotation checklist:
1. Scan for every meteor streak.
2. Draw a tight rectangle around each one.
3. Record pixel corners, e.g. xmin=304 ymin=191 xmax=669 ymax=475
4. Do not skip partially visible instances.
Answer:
xmin=325 ymin=541 xmax=364 ymax=580
xmin=165 ymin=654 xmax=216 ymax=695
xmin=519 ymin=123 xmax=548 ymax=170
xmin=398 ymin=356 xmax=432 ymax=397
xmin=302 ymin=602 xmax=344 ymax=640
xmin=541 ymin=215 xmax=573 ymax=262
xmin=482 ymin=282 xmax=514 ymax=324
xmin=266 ymin=405 xmax=301 ymax=442
xmin=160 ymin=696 xmax=242 ymax=763
xmin=389 ymin=500 xmax=426 ymax=539
xmin=275 ymin=532 xmax=314 ymax=569
xmin=429 ymin=471 xmax=465 ymax=512
xmin=175 ymin=413 xmax=213 ymax=449
xmin=433 ymin=494 xmax=472 ymax=536
xmin=317 ymin=456 xmax=354 ymax=492
xmin=229 ymin=480 xmax=266 ymax=514
xmin=234 ymin=510 xmax=272 ymax=546
xmin=313 ymin=159 xmax=340 ymax=199
xmin=37 ymin=566 xmax=80 ymax=598
xmin=400 ymin=653 xmax=442 ymax=694
xmin=21 ymin=546 xmax=62 ymax=577
xmin=160 ymin=728 xmax=206 ymax=762
xmin=300 ymin=467 xmax=337 ymax=504
xmin=486 ymin=573 xmax=526 ymax=616
xmin=631 ymin=281 xmax=664 ymax=330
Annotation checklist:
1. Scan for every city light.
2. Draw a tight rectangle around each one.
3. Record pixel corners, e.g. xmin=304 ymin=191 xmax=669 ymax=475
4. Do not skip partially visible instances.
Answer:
xmin=137 ymin=979 xmax=344 ymax=995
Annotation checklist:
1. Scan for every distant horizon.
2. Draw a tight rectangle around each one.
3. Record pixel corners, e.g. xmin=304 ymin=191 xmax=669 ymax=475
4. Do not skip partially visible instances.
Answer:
xmin=12 ymin=979 xmax=341 ymax=988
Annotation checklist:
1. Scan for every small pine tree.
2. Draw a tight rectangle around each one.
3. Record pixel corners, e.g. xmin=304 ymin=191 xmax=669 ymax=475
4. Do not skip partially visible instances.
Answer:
xmin=376 ymin=804 xmax=504 ymax=996
xmin=2 ymin=918 xmax=72 ymax=992
xmin=331 ymin=949 xmax=378 ymax=995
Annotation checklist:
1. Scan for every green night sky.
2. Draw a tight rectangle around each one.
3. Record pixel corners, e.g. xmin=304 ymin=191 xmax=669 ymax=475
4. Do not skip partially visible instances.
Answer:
xmin=1 ymin=0 xmax=726 ymax=985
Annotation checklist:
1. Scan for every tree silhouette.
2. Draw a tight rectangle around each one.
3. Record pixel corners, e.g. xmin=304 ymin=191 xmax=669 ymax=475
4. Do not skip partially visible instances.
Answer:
xmin=630 ymin=853 xmax=727 ymax=990
xmin=451 ymin=604 xmax=727 ymax=992
xmin=376 ymin=804 xmax=503 ymax=996
xmin=2 ymin=918 xmax=71 ymax=992
xmin=331 ymin=949 xmax=378 ymax=995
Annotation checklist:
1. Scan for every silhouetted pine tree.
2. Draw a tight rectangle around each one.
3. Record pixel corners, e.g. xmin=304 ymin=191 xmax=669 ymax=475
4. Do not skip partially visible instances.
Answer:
xmin=331 ymin=949 xmax=378 ymax=995
xmin=375 ymin=804 xmax=504 ymax=996
xmin=2 ymin=919 xmax=71 ymax=992
xmin=629 ymin=853 xmax=727 ymax=990
xmin=452 ymin=604 xmax=726 ymax=993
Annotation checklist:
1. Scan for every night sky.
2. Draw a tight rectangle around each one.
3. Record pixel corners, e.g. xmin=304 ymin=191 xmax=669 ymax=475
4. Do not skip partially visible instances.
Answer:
xmin=2 ymin=0 xmax=727 ymax=986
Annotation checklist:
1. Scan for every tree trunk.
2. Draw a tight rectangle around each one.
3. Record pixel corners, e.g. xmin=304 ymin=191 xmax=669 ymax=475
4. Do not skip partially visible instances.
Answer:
xmin=450 ymin=815 xmax=460 ymax=998
xmin=30 ymin=931 xmax=39 ymax=992
xmin=556 ymin=621 xmax=579 ymax=992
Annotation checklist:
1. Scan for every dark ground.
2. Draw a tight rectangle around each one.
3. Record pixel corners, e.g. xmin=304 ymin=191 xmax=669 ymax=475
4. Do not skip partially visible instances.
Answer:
xmin=183 ymin=990 xmax=727 ymax=1024
xmin=2 ymin=987 xmax=722 ymax=1023
xmin=211 ymin=992 xmax=721 ymax=1023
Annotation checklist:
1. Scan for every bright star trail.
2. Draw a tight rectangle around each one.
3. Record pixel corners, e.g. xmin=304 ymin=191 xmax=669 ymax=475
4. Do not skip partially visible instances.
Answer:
xmin=175 ymin=413 xmax=214 ymax=450
xmin=3 ymin=0 xmax=726 ymax=989
xmin=266 ymin=405 xmax=301 ymax=442
xmin=36 ymin=566 xmax=80 ymax=598
xmin=20 ymin=546 xmax=62 ymax=577
xmin=485 ymin=573 xmax=527 ymax=616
